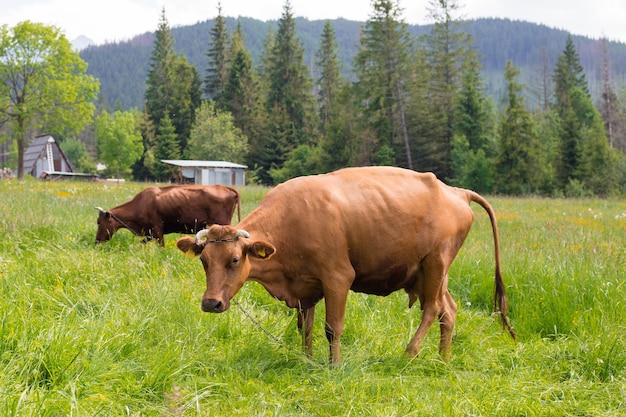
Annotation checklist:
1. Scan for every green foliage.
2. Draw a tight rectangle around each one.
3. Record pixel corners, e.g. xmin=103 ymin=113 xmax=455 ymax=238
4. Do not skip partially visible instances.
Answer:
xmin=144 ymin=9 xmax=175 ymax=127
xmin=185 ymin=101 xmax=248 ymax=163
xmin=95 ymin=110 xmax=143 ymax=179
xmin=315 ymin=21 xmax=343 ymax=131
xmin=0 ymin=181 xmax=625 ymax=415
xmin=220 ymin=33 xmax=261 ymax=143
xmin=450 ymin=135 xmax=494 ymax=193
xmin=353 ymin=0 xmax=414 ymax=167
xmin=421 ymin=0 xmax=475 ymax=179
xmin=204 ymin=6 xmax=229 ymax=101
xmin=62 ymin=137 xmax=96 ymax=174
xmin=63 ymin=14 xmax=626 ymax=195
xmin=152 ymin=114 xmax=180 ymax=180
xmin=258 ymin=1 xmax=317 ymax=178
xmin=0 ymin=21 xmax=99 ymax=179
xmin=140 ymin=10 xmax=202 ymax=180
xmin=269 ymin=144 xmax=322 ymax=183
xmin=496 ymin=61 xmax=541 ymax=195
xmin=168 ymin=55 xmax=202 ymax=151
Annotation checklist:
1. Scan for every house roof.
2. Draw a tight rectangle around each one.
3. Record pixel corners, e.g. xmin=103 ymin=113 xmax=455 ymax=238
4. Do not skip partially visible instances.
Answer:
xmin=23 ymin=134 xmax=74 ymax=175
xmin=161 ymin=160 xmax=247 ymax=169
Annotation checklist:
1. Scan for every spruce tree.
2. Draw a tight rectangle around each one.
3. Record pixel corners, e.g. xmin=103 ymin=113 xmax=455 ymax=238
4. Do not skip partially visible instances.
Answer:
xmin=144 ymin=9 xmax=201 ymax=165
xmin=205 ymin=3 xmax=229 ymax=102
xmin=258 ymin=0 xmax=316 ymax=184
xmin=315 ymin=20 xmax=343 ymax=132
xmin=353 ymin=0 xmax=413 ymax=167
xmin=144 ymin=8 xmax=174 ymax=129
xmin=552 ymin=35 xmax=617 ymax=194
xmin=422 ymin=0 xmax=475 ymax=179
xmin=153 ymin=114 xmax=180 ymax=181
xmin=496 ymin=61 xmax=540 ymax=194
xmin=169 ymin=54 xmax=202 ymax=151
xmin=221 ymin=22 xmax=260 ymax=140
xmin=451 ymin=57 xmax=495 ymax=192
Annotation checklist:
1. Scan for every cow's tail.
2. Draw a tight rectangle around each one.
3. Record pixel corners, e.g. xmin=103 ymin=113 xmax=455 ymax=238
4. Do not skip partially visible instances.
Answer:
xmin=236 ymin=191 xmax=241 ymax=223
xmin=467 ymin=190 xmax=516 ymax=341
xmin=233 ymin=187 xmax=241 ymax=223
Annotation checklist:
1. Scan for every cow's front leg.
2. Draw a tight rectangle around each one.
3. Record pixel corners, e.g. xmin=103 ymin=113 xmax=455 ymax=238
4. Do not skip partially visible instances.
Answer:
xmin=152 ymin=226 xmax=165 ymax=246
xmin=323 ymin=288 xmax=349 ymax=365
xmin=297 ymin=306 xmax=315 ymax=357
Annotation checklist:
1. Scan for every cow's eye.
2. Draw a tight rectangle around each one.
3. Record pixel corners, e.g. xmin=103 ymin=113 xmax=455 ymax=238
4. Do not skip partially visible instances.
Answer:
xmin=231 ymin=256 xmax=240 ymax=267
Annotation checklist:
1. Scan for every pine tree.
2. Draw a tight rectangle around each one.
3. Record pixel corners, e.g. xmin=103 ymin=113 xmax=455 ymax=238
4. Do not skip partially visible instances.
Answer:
xmin=423 ymin=0 xmax=475 ymax=179
xmin=144 ymin=9 xmax=201 ymax=166
xmin=221 ymin=22 xmax=260 ymax=140
xmin=258 ymin=0 xmax=316 ymax=184
xmin=451 ymin=57 xmax=495 ymax=192
xmin=315 ymin=21 xmax=343 ymax=132
xmin=169 ymin=54 xmax=202 ymax=151
xmin=353 ymin=0 xmax=413 ymax=167
xmin=205 ymin=3 xmax=229 ymax=102
xmin=495 ymin=61 xmax=540 ymax=195
xmin=144 ymin=8 xmax=175 ymax=128
xmin=552 ymin=35 xmax=617 ymax=194
xmin=598 ymin=37 xmax=626 ymax=153
xmin=152 ymin=114 xmax=180 ymax=181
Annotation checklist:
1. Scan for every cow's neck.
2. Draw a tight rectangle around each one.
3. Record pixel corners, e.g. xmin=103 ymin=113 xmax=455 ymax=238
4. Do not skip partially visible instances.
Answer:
xmin=238 ymin=214 xmax=317 ymax=309
xmin=110 ymin=209 xmax=143 ymax=236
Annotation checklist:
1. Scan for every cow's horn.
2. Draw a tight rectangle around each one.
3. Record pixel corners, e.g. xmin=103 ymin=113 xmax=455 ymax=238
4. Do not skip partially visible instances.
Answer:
xmin=95 ymin=206 xmax=105 ymax=212
xmin=237 ymin=230 xmax=250 ymax=238
xmin=195 ymin=229 xmax=210 ymax=245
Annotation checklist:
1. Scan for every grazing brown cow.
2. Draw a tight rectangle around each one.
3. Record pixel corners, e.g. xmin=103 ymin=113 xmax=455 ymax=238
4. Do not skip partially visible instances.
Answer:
xmin=177 ymin=167 xmax=515 ymax=363
xmin=95 ymin=185 xmax=240 ymax=246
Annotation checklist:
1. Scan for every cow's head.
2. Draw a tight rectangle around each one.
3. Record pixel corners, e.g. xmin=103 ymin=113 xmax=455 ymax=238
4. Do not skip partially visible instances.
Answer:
xmin=94 ymin=206 xmax=119 ymax=243
xmin=176 ymin=224 xmax=275 ymax=313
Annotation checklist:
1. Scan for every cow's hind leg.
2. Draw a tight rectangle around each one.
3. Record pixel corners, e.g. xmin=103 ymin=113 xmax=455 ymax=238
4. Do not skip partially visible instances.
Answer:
xmin=405 ymin=302 xmax=439 ymax=358
xmin=438 ymin=281 xmax=457 ymax=362
xmin=297 ymin=306 xmax=315 ymax=357
xmin=405 ymin=257 xmax=455 ymax=361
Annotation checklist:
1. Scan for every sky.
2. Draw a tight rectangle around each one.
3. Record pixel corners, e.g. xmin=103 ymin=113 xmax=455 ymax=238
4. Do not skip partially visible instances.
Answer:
xmin=1 ymin=0 xmax=626 ymax=46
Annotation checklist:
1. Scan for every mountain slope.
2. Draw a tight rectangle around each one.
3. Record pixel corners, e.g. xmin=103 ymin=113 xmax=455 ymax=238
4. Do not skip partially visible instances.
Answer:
xmin=80 ymin=17 xmax=626 ymax=110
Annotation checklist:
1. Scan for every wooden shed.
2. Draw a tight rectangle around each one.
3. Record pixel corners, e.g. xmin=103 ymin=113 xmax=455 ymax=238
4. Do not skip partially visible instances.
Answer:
xmin=23 ymin=135 xmax=74 ymax=178
xmin=162 ymin=160 xmax=247 ymax=186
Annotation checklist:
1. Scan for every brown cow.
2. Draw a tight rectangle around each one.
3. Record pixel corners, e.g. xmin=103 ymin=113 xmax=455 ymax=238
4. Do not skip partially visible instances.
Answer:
xmin=176 ymin=167 xmax=515 ymax=363
xmin=95 ymin=185 xmax=240 ymax=246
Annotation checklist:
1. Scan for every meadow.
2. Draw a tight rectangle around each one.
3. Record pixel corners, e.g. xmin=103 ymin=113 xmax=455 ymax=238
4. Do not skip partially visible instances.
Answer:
xmin=0 ymin=178 xmax=624 ymax=416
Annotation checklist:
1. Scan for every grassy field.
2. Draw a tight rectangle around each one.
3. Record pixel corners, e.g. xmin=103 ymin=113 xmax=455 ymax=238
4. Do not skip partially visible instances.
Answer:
xmin=0 ymin=178 xmax=624 ymax=416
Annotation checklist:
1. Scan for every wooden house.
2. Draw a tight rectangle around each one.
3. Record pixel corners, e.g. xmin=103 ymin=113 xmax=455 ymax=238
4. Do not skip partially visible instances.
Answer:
xmin=23 ymin=135 xmax=74 ymax=178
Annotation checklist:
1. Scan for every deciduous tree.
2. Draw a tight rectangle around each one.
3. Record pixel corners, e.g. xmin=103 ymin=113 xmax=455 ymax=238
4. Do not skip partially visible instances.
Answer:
xmin=185 ymin=101 xmax=248 ymax=163
xmin=95 ymin=110 xmax=143 ymax=179
xmin=0 ymin=21 xmax=99 ymax=179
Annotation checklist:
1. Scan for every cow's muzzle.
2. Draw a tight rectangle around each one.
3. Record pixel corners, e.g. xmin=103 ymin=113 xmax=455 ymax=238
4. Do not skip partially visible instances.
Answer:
xmin=201 ymin=299 xmax=227 ymax=313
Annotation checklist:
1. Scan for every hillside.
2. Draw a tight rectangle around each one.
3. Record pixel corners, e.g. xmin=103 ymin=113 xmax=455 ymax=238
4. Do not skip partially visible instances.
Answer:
xmin=80 ymin=17 xmax=626 ymax=110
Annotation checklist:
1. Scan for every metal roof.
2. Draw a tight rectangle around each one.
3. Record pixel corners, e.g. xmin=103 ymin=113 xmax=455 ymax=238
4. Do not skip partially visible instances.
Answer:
xmin=23 ymin=134 xmax=74 ymax=175
xmin=161 ymin=160 xmax=247 ymax=169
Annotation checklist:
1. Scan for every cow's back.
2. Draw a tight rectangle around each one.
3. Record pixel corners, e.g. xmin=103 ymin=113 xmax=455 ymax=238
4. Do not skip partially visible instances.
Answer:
xmin=243 ymin=167 xmax=475 ymax=294
xmin=156 ymin=185 xmax=237 ymax=232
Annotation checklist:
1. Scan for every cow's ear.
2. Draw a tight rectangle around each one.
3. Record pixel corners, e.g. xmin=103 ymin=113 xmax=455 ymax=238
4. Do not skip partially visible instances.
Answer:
xmin=247 ymin=241 xmax=275 ymax=260
xmin=176 ymin=237 xmax=203 ymax=258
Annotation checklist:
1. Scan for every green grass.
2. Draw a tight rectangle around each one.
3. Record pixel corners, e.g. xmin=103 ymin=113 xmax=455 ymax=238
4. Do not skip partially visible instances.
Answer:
xmin=0 ymin=178 xmax=625 ymax=416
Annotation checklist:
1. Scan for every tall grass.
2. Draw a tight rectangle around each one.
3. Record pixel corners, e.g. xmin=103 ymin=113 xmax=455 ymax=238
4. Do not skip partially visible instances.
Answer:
xmin=0 ymin=178 xmax=624 ymax=416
